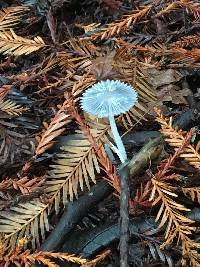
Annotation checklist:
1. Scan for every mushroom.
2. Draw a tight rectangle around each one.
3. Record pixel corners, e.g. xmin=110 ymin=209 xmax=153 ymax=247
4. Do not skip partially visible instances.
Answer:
xmin=80 ymin=80 xmax=138 ymax=163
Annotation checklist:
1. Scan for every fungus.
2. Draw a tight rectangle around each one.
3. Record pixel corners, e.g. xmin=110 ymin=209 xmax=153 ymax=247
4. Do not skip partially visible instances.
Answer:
xmin=80 ymin=80 xmax=138 ymax=163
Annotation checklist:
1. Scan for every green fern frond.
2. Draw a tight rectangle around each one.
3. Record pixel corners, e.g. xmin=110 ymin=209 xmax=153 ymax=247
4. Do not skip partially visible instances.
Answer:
xmin=0 ymin=5 xmax=29 ymax=31
xmin=0 ymin=99 xmax=27 ymax=115
xmin=0 ymin=29 xmax=45 ymax=56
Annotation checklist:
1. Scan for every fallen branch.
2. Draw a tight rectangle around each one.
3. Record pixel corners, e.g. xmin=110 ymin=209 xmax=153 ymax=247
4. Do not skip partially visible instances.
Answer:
xmin=118 ymin=162 xmax=129 ymax=267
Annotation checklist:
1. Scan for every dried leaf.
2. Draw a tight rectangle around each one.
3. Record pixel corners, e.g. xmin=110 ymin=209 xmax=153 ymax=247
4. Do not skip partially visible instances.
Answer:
xmin=91 ymin=52 xmax=119 ymax=80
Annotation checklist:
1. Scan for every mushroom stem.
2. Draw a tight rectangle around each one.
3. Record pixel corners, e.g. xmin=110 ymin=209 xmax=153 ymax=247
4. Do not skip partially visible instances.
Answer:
xmin=109 ymin=114 xmax=127 ymax=163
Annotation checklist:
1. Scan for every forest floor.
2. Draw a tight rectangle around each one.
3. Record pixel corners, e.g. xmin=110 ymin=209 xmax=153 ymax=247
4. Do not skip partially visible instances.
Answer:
xmin=1 ymin=1 xmax=200 ymax=267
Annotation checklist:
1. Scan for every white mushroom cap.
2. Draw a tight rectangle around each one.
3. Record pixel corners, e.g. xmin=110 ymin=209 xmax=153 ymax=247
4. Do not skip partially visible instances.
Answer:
xmin=80 ymin=80 xmax=138 ymax=118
